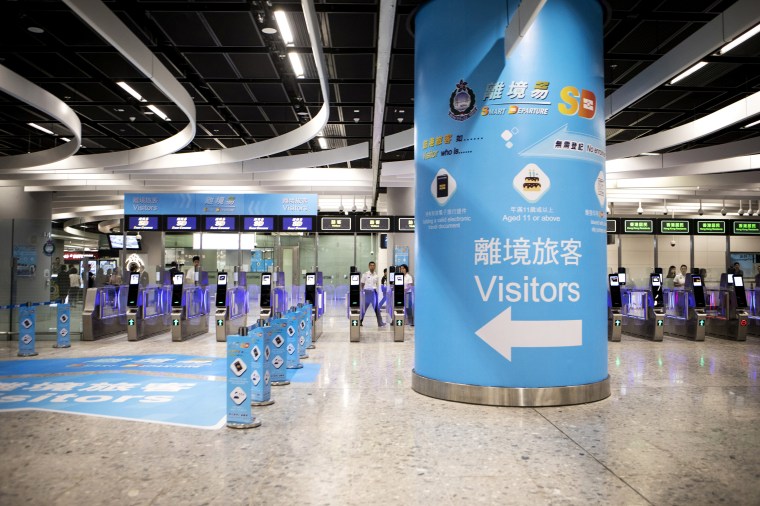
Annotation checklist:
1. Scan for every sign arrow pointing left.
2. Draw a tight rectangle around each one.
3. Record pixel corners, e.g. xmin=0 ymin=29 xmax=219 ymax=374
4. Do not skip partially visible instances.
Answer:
xmin=475 ymin=307 xmax=582 ymax=361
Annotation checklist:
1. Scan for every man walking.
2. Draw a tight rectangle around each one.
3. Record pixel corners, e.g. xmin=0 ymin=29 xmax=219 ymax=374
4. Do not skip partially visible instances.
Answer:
xmin=361 ymin=261 xmax=385 ymax=327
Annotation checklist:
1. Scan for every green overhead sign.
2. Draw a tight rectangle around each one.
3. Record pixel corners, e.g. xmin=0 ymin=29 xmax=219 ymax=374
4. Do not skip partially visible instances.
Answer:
xmin=624 ymin=219 xmax=653 ymax=233
xmin=696 ymin=220 xmax=726 ymax=234
xmin=660 ymin=220 xmax=690 ymax=234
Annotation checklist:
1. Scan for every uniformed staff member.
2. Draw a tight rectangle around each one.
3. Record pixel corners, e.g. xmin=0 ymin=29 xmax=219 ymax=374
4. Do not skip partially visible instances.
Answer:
xmin=360 ymin=261 xmax=385 ymax=327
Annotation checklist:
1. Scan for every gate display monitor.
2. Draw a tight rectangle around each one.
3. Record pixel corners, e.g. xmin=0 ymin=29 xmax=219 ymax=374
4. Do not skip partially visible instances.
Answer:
xmin=215 ymin=273 xmax=228 ymax=308
xmin=691 ymin=275 xmax=705 ymax=308
xmin=306 ymin=274 xmax=315 ymax=286
xmin=734 ymin=276 xmax=748 ymax=308
xmin=727 ymin=273 xmax=734 ymax=284
xmin=127 ymin=273 xmax=140 ymax=307
xmin=260 ymin=273 xmax=272 ymax=308
xmin=171 ymin=273 xmax=184 ymax=307
xmin=608 ymin=274 xmax=622 ymax=308
xmin=650 ymin=274 xmax=663 ymax=308
xmin=394 ymin=273 xmax=405 ymax=307
xmin=349 ymin=273 xmax=361 ymax=308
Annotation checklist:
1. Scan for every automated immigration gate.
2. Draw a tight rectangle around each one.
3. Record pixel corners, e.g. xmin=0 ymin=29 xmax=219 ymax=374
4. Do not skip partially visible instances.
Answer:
xmin=664 ymin=273 xmax=707 ymax=341
xmin=304 ymin=272 xmax=322 ymax=346
xmin=349 ymin=272 xmax=362 ymax=342
xmin=608 ymin=273 xmax=623 ymax=342
xmin=82 ymin=284 xmax=127 ymax=341
xmin=622 ymin=273 xmax=666 ymax=341
xmin=170 ymin=272 xmax=210 ymax=341
xmin=126 ymin=272 xmax=171 ymax=341
xmin=214 ymin=271 xmax=249 ymax=342
xmin=392 ymin=272 xmax=405 ymax=342
xmin=705 ymin=273 xmax=750 ymax=341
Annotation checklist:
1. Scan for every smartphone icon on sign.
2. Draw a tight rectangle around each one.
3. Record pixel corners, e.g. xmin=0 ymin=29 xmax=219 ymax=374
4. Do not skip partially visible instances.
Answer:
xmin=437 ymin=174 xmax=449 ymax=198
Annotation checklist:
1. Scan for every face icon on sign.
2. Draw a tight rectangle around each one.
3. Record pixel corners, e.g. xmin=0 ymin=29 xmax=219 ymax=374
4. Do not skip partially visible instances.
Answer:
xmin=292 ymin=218 xmax=303 ymax=227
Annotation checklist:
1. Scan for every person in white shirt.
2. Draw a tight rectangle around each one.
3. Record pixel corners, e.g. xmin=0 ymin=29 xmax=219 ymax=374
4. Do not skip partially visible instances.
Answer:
xmin=400 ymin=264 xmax=414 ymax=326
xmin=185 ymin=256 xmax=200 ymax=283
xmin=674 ymin=264 xmax=687 ymax=287
xmin=360 ymin=261 xmax=385 ymax=326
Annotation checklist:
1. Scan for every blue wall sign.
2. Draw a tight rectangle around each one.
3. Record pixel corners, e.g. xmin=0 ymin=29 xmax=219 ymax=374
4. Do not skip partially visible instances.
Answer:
xmin=226 ymin=335 xmax=255 ymax=425
xmin=17 ymin=306 xmax=37 ymax=357
xmin=414 ymin=0 xmax=607 ymax=388
xmin=124 ymin=193 xmax=317 ymax=216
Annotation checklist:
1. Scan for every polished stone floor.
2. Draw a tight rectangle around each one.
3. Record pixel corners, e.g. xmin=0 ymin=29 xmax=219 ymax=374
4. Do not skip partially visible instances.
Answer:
xmin=1 ymin=308 xmax=759 ymax=505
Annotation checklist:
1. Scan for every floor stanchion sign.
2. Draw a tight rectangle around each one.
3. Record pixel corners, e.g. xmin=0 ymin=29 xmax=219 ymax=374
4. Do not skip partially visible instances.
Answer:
xmin=250 ymin=326 xmax=274 ymax=406
xmin=267 ymin=319 xmax=289 ymax=386
xmin=286 ymin=309 xmax=302 ymax=370
xmin=297 ymin=305 xmax=309 ymax=360
xmin=18 ymin=304 xmax=38 ymax=357
xmin=226 ymin=328 xmax=261 ymax=429
xmin=302 ymin=303 xmax=313 ymax=352
xmin=54 ymin=303 xmax=71 ymax=349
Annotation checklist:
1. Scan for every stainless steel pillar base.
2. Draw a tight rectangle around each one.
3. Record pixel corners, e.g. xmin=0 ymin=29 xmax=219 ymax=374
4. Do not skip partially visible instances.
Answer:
xmin=17 ymin=351 xmax=38 ymax=357
xmin=272 ymin=381 xmax=290 ymax=386
xmin=251 ymin=399 xmax=275 ymax=407
xmin=52 ymin=344 xmax=71 ymax=349
xmin=307 ymin=344 xmax=316 ymax=349
xmin=227 ymin=418 xmax=262 ymax=429
xmin=412 ymin=371 xmax=611 ymax=407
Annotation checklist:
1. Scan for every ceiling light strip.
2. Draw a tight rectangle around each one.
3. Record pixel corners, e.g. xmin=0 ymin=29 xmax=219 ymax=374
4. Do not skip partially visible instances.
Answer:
xmin=604 ymin=0 xmax=760 ymax=119
xmin=0 ymin=65 xmax=81 ymax=170
xmin=607 ymin=89 xmax=760 ymax=160
xmin=108 ymin=0 xmax=334 ymax=172
xmin=14 ymin=0 xmax=197 ymax=172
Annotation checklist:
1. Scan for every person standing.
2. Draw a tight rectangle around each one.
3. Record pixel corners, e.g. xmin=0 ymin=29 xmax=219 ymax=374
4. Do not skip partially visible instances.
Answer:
xmin=360 ymin=261 xmax=385 ymax=327
xmin=732 ymin=262 xmax=744 ymax=277
xmin=186 ymin=255 xmax=201 ymax=282
xmin=400 ymin=264 xmax=414 ymax=326
xmin=379 ymin=268 xmax=389 ymax=309
xmin=56 ymin=265 xmax=70 ymax=303
xmin=68 ymin=266 xmax=82 ymax=304
xmin=674 ymin=264 xmax=687 ymax=287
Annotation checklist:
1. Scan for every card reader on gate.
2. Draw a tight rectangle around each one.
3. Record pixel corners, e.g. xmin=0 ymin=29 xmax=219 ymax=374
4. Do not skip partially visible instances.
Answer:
xmin=259 ymin=273 xmax=273 ymax=320
xmin=349 ymin=273 xmax=361 ymax=342
xmin=608 ymin=274 xmax=623 ymax=341
xmin=392 ymin=273 xmax=406 ymax=342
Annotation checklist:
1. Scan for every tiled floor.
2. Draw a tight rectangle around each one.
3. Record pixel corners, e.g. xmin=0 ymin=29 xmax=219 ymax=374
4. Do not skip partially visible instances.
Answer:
xmin=1 ymin=309 xmax=759 ymax=505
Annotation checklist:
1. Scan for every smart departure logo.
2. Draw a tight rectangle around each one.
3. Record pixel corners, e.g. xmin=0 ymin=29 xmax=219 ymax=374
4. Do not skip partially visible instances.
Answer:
xmin=558 ymin=86 xmax=596 ymax=119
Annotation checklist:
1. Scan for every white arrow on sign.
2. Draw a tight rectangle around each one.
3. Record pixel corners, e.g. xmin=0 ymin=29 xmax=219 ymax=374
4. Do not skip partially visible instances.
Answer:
xmin=475 ymin=307 xmax=582 ymax=361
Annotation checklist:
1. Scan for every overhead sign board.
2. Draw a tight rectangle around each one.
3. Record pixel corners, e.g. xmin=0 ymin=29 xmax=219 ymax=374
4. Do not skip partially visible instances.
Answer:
xmin=623 ymin=219 xmax=654 ymax=234
xmin=396 ymin=217 xmax=415 ymax=232
xmin=319 ymin=216 xmax=353 ymax=232
xmin=126 ymin=216 xmax=161 ymax=231
xmin=733 ymin=221 xmax=760 ymax=235
xmin=124 ymin=193 xmax=317 ymax=216
xmin=281 ymin=216 xmax=314 ymax=232
xmin=242 ymin=216 xmax=275 ymax=232
xmin=696 ymin=220 xmax=726 ymax=234
xmin=165 ymin=216 xmax=198 ymax=231
xmin=359 ymin=217 xmax=391 ymax=232
xmin=203 ymin=216 xmax=238 ymax=232
xmin=660 ymin=219 xmax=690 ymax=234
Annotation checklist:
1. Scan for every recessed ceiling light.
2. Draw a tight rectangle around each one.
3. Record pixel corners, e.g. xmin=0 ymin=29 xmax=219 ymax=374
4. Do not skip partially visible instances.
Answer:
xmin=274 ymin=11 xmax=294 ymax=46
xmin=288 ymin=52 xmax=304 ymax=79
xmin=114 ymin=108 xmax=124 ymax=112
xmin=261 ymin=27 xmax=277 ymax=35
xmin=60 ymin=137 xmax=71 ymax=142
xmin=147 ymin=104 xmax=170 ymax=121
xmin=27 ymin=26 xmax=44 ymax=34
xmin=297 ymin=111 xmax=309 ymax=116
xmin=318 ymin=137 xmax=328 ymax=149
xmin=719 ymin=23 xmax=760 ymax=55
xmin=743 ymin=118 xmax=760 ymax=129
xmin=116 ymin=81 xmax=146 ymax=102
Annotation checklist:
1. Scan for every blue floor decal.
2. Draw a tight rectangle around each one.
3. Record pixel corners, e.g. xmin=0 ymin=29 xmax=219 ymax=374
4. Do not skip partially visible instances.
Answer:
xmin=0 ymin=373 xmax=226 ymax=429
xmin=0 ymin=355 xmax=226 ymax=377
xmin=286 ymin=363 xmax=321 ymax=383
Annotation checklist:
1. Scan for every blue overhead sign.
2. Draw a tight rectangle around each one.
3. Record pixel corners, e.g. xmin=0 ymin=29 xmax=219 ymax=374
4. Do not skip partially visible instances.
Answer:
xmin=281 ymin=216 xmax=314 ymax=232
xmin=242 ymin=216 xmax=275 ymax=231
xmin=165 ymin=215 xmax=198 ymax=231
xmin=124 ymin=193 xmax=318 ymax=216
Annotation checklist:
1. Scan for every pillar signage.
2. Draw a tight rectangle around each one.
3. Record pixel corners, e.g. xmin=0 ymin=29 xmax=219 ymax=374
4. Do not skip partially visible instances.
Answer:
xmin=165 ymin=216 xmax=198 ymax=231
xmin=280 ymin=216 xmax=314 ymax=232
xmin=17 ymin=305 xmax=38 ymax=357
xmin=242 ymin=216 xmax=275 ymax=231
xmin=414 ymin=0 xmax=608 ymax=393
xmin=359 ymin=217 xmax=391 ymax=232
xmin=697 ymin=220 xmax=726 ymax=234
xmin=319 ymin=216 xmax=353 ymax=232
xmin=732 ymin=221 xmax=760 ymax=235
xmin=203 ymin=216 xmax=237 ymax=232
xmin=606 ymin=219 xmax=617 ymax=233
xmin=396 ymin=217 xmax=415 ymax=232
xmin=126 ymin=216 xmax=161 ymax=231
xmin=660 ymin=219 xmax=689 ymax=234
xmin=623 ymin=219 xmax=654 ymax=234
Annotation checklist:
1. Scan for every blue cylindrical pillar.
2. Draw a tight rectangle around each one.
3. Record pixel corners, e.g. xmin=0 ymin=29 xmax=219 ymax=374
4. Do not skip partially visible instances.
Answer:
xmin=412 ymin=0 xmax=609 ymax=405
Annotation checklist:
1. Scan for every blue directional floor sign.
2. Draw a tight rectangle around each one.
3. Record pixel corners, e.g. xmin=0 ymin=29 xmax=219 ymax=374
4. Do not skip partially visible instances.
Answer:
xmin=0 ymin=373 xmax=226 ymax=429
